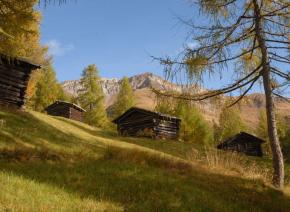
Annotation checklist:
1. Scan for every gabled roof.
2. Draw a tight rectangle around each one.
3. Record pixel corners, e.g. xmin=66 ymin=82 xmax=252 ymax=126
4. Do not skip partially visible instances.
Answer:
xmin=0 ymin=53 xmax=41 ymax=70
xmin=217 ymin=132 xmax=265 ymax=149
xmin=113 ymin=107 xmax=181 ymax=124
xmin=45 ymin=101 xmax=86 ymax=112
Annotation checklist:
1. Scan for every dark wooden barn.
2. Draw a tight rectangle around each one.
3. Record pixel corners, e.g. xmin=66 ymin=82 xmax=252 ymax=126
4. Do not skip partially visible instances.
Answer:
xmin=0 ymin=54 xmax=40 ymax=108
xmin=45 ymin=101 xmax=86 ymax=122
xmin=113 ymin=107 xmax=181 ymax=139
xmin=217 ymin=132 xmax=265 ymax=157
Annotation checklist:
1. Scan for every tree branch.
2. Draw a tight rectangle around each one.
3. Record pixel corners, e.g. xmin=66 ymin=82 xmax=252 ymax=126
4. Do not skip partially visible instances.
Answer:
xmin=270 ymin=67 xmax=290 ymax=80
xmin=152 ymin=65 xmax=262 ymax=101
xmin=227 ymin=75 xmax=260 ymax=107
xmin=273 ymin=92 xmax=290 ymax=103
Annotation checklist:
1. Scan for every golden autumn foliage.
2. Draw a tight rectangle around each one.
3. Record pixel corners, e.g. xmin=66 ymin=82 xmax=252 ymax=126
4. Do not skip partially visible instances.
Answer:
xmin=0 ymin=0 xmax=48 ymax=64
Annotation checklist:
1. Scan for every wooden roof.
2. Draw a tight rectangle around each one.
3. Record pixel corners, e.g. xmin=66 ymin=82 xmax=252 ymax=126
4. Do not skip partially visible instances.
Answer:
xmin=45 ymin=101 xmax=86 ymax=112
xmin=0 ymin=53 xmax=41 ymax=70
xmin=217 ymin=132 xmax=265 ymax=148
xmin=113 ymin=107 xmax=181 ymax=124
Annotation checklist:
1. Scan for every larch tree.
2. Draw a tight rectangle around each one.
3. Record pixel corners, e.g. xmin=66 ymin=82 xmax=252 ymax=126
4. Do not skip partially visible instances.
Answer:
xmin=154 ymin=0 xmax=289 ymax=188
xmin=215 ymin=105 xmax=246 ymax=142
xmin=112 ymin=77 xmax=135 ymax=119
xmin=257 ymin=110 xmax=289 ymax=144
xmin=175 ymin=101 xmax=213 ymax=144
xmin=0 ymin=0 xmax=48 ymax=64
xmin=30 ymin=66 xmax=65 ymax=111
xmin=78 ymin=64 xmax=108 ymax=128
xmin=155 ymin=97 xmax=213 ymax=144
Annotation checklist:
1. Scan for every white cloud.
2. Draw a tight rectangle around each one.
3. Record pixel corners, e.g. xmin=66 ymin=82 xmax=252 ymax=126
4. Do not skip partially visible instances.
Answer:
xmin=186 ymin=41 xmax=199 ymax=50
xmin=46 ymin=39 xmax=75 ymax=56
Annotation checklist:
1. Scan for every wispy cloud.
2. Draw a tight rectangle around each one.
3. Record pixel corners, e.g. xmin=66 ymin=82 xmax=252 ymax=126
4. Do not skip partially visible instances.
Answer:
xmin=46 ymin=39 xmax=75 ymax=56
xmin=186 ymin=41 xmax=199 ymax=50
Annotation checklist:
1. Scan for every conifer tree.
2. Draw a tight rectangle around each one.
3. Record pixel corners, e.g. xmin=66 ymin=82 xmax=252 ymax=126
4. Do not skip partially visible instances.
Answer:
xmin=257 ymin=110 xmax=289 ymax=144
xmin=112 ymin=77 xmax=135 ymax=118
xmin=0 ymin=0 xmax=48 ymax=64
xmin=215 ymin=106 xmax=246 ymax=142
xmin=175 ymin=101 xmax=213 ymax=144
xmin=78 ymin=64 xmax=108 ymax=127
xmin=30 ymin=66 xmax=65 ymax=111
xmin=155 ymin=95 xmax=176 ymax=115
xmin=155 ymin=98 xmax=212 ymax=144
xmin=155 ymin=0 xmax=289 ymax=188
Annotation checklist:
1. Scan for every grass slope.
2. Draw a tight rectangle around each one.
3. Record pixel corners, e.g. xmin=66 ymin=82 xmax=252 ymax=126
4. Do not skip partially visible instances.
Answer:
xmin=0 ymin=108 xmax=289 ymax=211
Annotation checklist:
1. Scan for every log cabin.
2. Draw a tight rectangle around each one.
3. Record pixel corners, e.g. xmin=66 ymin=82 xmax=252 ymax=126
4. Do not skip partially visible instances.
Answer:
xmin=217 ymin=132 xmax=265 ymax=157
xmin=113 ymin=107 xmax=181 ymax=139
xmin=45 ymin=101 xmax=86 ymax=122
xmin=0 ymin=54 xmax=40 ymax=108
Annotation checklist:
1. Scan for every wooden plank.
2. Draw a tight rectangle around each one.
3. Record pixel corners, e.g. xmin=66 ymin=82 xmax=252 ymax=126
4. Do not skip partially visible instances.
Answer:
xmin=0 ymin=83 xmax=21 ymax=93
xmin=0 ymin=68 xmax=27 ymax=80
xmin=0 ymin=88 xmax=21 ymax=97
xmin=0 ymin=77 xmax=26 ymax=89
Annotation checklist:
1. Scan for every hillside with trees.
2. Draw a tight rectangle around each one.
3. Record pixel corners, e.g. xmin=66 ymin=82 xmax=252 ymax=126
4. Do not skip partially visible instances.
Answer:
xmin=0 ymin=0 xmax=289 ymax=210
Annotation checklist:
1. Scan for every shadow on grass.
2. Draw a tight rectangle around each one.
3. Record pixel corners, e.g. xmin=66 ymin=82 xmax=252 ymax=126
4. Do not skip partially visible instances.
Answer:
xmin=0 ymin=155 xmax=289 ymax=211
xmin=1 ymin=108 xmax=289 ymax=211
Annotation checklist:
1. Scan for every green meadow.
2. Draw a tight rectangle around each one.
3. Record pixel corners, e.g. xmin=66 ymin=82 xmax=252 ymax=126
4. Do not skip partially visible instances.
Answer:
xmin=0 ymin=108 xmax=289 ymax=211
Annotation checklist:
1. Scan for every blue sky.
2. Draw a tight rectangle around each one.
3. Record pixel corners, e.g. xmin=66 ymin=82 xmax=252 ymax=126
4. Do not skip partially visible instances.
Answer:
xmin=39 ymin=0 xmax=288 ymax=95
xmin=39 ymin=0 xmax=194 ymax=82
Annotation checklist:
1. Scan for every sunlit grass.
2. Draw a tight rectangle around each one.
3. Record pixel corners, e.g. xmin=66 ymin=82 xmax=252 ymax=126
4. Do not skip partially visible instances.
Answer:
xmin=0 ymin=171 xmax=123 ymax=212
xmin=0 ymin=108 xmax=289 ymax=211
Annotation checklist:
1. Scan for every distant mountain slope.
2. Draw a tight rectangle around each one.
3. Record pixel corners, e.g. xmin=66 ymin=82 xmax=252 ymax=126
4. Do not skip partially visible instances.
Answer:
xmin=62 ymin=72 xmax=203 ymax=97
xmin=62 ymin=72 xmax=290 ymax=128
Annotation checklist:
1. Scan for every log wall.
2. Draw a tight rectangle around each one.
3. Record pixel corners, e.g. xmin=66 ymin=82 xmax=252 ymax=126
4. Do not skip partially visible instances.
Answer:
xmin=0 ymin=62 xmax=33 ymax=108
xmin=217 ymin=133 xmax=264 ymax=157
xmin=116 ymin=110 xmax=180 ymax=139
xmin=46 ymin=102 xmax=84 ymax=122
xmin=70 ymin=107 xmax=83 ymax=122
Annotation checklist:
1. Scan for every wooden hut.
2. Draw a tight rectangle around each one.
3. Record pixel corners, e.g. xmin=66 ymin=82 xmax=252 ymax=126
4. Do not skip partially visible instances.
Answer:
xmin=0 ymin=54 xmax=40 ymax=108
xmin=45 ymin=101 xmax=86 ymax=122
xmin=217 ymin=132 xmax=265 ymax=157
xmin=113 ymin=107 xmax=181 ymax=139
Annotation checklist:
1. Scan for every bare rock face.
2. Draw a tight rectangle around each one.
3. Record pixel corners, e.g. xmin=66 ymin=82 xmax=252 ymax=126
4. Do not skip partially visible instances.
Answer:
xmin=62 ymin=72 xmax=203 ymax=97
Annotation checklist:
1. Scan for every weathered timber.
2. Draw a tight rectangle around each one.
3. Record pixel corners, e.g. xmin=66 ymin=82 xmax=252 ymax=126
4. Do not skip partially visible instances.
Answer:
xmin=0 ymin=53 xmax=40 ymax=108
xmin=217 ymin=132 xmax=265 ymax=157
xmin=113 ymin=107 xmax=181 ymax=139
xmin=45 ymin=101 xmax=86 ymax=122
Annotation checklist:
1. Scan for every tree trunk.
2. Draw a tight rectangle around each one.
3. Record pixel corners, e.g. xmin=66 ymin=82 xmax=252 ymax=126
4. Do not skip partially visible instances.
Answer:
xmin=253 ymin=0 xmax=284 ymax=189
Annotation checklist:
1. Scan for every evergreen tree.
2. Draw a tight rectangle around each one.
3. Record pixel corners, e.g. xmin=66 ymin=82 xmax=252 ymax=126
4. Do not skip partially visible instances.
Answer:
xmin=155 ymin=95 xmax=176 ymax=115
xmin=78 ymin=64 xmax=108 ymax=127
xmin=0 ymin=0 xmax=48 ymax=64
xmin=215 ymin=106 xmax=246 ymax=142
xmin=257 ymin=110 xmax=289 ymax=144
xmin=112 ymin=77 xmax=134 ymax=118
xmin=175 ymin=101 xmax=213 ymax=144
xmin=29 ymin=66 xmax=65 ymax=111
xmin=155 ymin=99 xmax=212 ymax=144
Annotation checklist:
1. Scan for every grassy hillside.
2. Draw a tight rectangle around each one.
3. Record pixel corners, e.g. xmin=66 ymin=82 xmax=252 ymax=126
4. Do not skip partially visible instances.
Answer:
xmin=0 ymin=108 xmax=289 ymax=211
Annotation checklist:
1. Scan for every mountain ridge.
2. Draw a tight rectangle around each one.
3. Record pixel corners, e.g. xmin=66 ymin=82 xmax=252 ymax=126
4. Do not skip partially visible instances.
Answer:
xmin=62 ymin=72 xmax=203 ymax=97
xmin=62 ymin=72 xmax=290 ymax=128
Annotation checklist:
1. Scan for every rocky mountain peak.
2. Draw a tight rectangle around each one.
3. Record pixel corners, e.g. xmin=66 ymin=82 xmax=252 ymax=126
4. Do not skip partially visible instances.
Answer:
xmin=62 ymin=72 xmax=203 ymax=97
